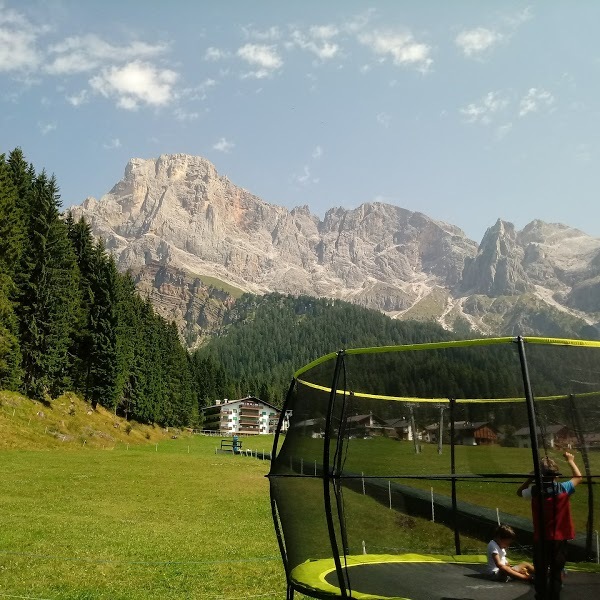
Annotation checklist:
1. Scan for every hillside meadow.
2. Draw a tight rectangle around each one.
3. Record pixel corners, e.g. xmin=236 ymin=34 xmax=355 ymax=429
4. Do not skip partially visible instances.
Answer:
xmin=0 ymin=433 xmax=286 ymax=599
xmin=2 ymin=392 xmax=598 ymax=598
xmin=0 ymin=392 xmax=288 ymax=599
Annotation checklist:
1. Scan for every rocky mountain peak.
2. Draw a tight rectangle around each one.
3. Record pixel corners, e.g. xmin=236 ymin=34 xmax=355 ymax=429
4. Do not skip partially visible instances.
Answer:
xmin=70 ymin=153 xmax=600 ymax=344
xmin=461 ymin=219 xmax=532 ymax=296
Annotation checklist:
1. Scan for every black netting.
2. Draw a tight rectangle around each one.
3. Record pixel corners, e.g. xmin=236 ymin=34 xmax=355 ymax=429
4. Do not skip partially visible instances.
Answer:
xmin=269 ymin=338 xmax=600 ymax=598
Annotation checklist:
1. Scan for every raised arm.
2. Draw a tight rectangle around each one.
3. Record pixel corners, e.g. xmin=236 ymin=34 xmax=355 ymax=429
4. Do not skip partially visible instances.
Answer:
xmin=517 ymin=474 xmax=534 ymax=497
xmin=564 ymin=451 xmax=583 ymax=487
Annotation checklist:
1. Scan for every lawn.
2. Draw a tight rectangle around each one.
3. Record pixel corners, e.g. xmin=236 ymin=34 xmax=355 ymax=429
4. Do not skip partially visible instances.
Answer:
xmin=0 ymin=435 xmax=286 ymax=600
xmin=2 ymin=422 xmax=598 ymax=599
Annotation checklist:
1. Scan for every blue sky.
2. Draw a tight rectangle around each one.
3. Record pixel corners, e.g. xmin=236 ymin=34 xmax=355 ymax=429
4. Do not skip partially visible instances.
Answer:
xmin=2 ymin=1 xmax=599 ymax=241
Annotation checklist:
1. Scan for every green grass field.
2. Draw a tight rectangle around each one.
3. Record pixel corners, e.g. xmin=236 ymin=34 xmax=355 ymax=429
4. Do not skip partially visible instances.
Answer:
xmin=2 ymin=393 xmax=599 ymax=599
xmin=0 ymin=435 xmax=286 ymax=600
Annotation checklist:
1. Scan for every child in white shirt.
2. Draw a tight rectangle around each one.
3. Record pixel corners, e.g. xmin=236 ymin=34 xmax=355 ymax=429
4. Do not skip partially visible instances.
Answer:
xmin=487 ymin=524 xmax=534 ymax=582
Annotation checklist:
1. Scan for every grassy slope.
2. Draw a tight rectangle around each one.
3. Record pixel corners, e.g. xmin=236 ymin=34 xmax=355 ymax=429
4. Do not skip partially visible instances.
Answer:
xmin=0 ymin=391 xmax=170 ymax=450
xmin=2 ymin=400 xmax=597 ymax=598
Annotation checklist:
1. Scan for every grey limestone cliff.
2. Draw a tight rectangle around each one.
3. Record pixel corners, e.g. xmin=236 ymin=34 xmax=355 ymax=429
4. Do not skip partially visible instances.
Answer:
xmin=70 ymin=154 xmax=600 ymax=345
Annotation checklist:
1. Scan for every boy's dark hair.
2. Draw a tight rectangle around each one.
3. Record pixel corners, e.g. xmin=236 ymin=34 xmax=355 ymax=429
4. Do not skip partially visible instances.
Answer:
xmin=494 ymin=524 xmax=516 ymax=540
xmin=541 ymin=456 xmax=561 ymax=478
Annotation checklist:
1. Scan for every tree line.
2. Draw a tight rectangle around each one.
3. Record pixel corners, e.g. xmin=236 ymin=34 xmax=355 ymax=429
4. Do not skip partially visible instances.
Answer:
xmin=194 ymin=292 xmax=460 ymax=407
xmin=0 ymin=148 xmax=220 ymax=426
xmin=4 ymin=148 xmax=593 ymax=433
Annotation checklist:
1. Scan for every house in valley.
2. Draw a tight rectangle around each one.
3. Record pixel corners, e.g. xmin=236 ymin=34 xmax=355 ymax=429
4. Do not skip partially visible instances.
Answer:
xmin=201 ymin=396 xmax=280 ymax=435
xmin=514 ymin=424 xmax=575 ymax=449
xmin=452 ymin=421 xmax=498 ymax=446
xmin=347 ymin=413 xmax=396 ymax=438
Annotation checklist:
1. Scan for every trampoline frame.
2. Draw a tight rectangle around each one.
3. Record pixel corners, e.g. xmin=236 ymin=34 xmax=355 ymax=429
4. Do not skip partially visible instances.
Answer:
xmin=269 ymin=336 xmax=600 ymax=599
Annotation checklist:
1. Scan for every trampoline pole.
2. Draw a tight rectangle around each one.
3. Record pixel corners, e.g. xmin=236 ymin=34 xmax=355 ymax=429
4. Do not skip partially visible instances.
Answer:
xmin=323 ymin=350 xmax=349 ymax=599
xmin=271 ymin=496 xmax=292 ymax=593
xmin=516 ymin=336 xmax=547 ymax=600
xmin=568 ymin=393 xmax=594 ymax=559
xmin=271 ymin=377 xmax=297 ymax=463
xmin=449 ymin=397 xmax=461 ymax=555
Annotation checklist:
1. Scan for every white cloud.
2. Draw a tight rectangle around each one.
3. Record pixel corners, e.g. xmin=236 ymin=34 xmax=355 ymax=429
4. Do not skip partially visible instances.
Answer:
xmin=237 ymin=43 xmax=282 ymax=78
xmin=66 ymin=89 xmax=89 ymax=106
xmin=290 ymin=28 xmax=340 ymax=61
xmin=311 ymin=25 xmax=339 ymax=39
xmin=343 ymin=9 xmax=376 ymax=35
xmin=213 ymin=137 xmax=235 ymax=153
xmin=358 ymin=30 xmax=432 ymax=72
xmin=376 ymin=112 xmax=392 ymax=128
xmin=46 ymin=34 xmax=168 ymax=75
xmin=241 ymin=25 xmax=281 ymax=41
xmin=0 ymin=5 xmax=41 ymax=72
xmin=312 ymin=145 xmax=323 ymax=159
xmin=504 ymin=7 xmax=533 ymax=29
xmin=519 ymin=88 xmax=555 ymax=117
xmin=460 ymin=91 xmax=508 ymax=125
xmin=455 ymin=28 xmax=503 ymax=57
xmin=89 ymin=61 xmax=178 ymax=109
xmin=293 ymin=165 xmax=319 ymax=186
xmin=181 ymin=78 xmax=217 ymax=101
xmin=204 ymin=46 xmax=229 ymax=61
xmin=174 ymin=107 xmax=200 ymax=121
xmin=39 ymin=121 xmax=56 ymax=135
xmin=103 ymin=138 xmax=121 ymax=149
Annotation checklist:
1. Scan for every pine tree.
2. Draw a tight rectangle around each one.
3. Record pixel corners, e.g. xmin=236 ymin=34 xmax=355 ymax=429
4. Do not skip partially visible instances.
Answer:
xmin=17 ymin=172 xmax=81 ymax=400
xmin=66 ymin=214 xmax=95 ymax=392
xmin=113 ymin=272 xmax=140 ymax=420
xmin=0 ymin=154 xmax=24 ymax=388
xmin=85 ymin=241 xmax=119 ymax=410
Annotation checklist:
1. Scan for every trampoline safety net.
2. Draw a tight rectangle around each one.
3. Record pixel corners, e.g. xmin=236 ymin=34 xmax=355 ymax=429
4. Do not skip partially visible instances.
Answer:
xmin=268 ymin=337 xmax=600 ymax=600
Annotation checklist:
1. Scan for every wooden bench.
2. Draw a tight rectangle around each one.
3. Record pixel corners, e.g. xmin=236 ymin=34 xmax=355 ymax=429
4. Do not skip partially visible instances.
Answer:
xmin=220 ymin=439 xmax=242 ymax=451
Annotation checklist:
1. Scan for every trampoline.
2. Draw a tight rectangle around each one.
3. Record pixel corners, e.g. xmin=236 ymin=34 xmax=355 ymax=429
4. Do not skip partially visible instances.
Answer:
xmin=268 ymin=337 xmax=600 ymax=599
xmin=291 ymin=554 xmax=599 ymax=599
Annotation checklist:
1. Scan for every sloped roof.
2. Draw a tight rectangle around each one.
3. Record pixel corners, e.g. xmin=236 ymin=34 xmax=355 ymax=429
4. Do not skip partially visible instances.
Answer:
xmin=200 ymin=396 xmax=281 ymax=413
xmin=514 ymin=424 xmax=569 ymax=436
xmin=453 ymin=421 xmax=491 ymax=431
xmin=347 ymin=414 xmax=389 ymax=426
xmin=385 ymin=418 xmax=410 ymax=428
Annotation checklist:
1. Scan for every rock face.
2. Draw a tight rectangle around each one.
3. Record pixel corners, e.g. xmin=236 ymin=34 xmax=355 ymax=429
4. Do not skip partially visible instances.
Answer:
xmin=70 ymin=154 xmax=600 ymax=345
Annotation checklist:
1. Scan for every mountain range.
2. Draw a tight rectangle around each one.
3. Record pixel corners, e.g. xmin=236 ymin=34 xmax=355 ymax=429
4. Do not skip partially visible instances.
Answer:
xmin=70 ymin=153 xmax=600 ymax=346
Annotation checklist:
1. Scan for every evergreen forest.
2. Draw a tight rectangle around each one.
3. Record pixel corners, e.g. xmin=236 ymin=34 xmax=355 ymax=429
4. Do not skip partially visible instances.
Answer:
xmin=193 ymin=293 xmax=459 ymax=406
xmin=0 ymin=148 xmax=459 ymax=426
xmin=3 ymin=148 xmax=593 ymax=432
xmin=0 ymin=148 xmax=201 ymax=425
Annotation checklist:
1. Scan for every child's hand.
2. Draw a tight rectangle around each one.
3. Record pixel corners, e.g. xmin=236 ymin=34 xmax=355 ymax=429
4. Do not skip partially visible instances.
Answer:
xmin=564 ymin=451 xmax=575 ymax=461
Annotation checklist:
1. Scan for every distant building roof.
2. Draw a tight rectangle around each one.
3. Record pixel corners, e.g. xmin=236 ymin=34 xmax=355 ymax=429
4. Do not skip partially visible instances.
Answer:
xmin=385 ymin=418 xmax=410 ymax=428
xmin=347 ymin=414 xmax=388 ymax=426
xmin=514 ymin=424 xmax=569 ymax=437
xmin=293 ymin=418 xmax=325 ymax=428
xmin=453 ymin=421 xmax=491 ymax=431
xmin=200 ymin=396 xmax=280 ymax=413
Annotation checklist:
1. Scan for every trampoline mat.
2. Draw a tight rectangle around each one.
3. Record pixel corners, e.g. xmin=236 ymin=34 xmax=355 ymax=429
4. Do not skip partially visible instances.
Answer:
xmin=322 ymin=561 xmax=599 ymax=599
